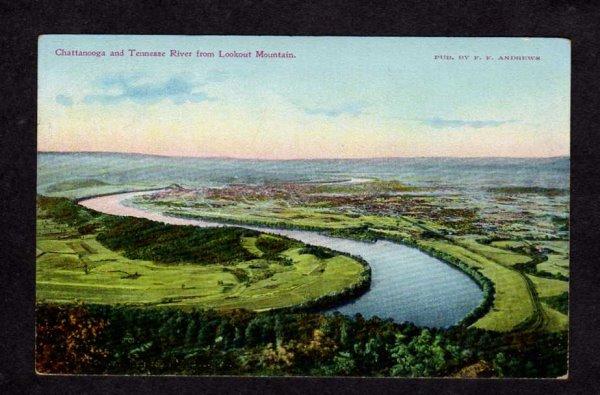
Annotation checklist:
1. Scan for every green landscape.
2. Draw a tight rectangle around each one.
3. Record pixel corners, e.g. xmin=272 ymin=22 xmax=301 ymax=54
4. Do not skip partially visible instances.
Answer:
xmin=36 ymin=196 xmax=369 ymax=312
xmin=133 ymin=179 xmax=569 ymax=333
xmin=36 ymin=155 xmax=569 ymax=377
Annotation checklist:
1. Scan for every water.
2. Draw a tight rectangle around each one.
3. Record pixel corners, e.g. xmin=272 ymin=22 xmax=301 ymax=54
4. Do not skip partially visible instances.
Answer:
xmin=80 ymin=191 xmax=484 ymax=328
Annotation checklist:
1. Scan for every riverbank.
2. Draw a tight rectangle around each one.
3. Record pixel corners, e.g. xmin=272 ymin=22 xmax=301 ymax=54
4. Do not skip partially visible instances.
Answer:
xmin=129 ymin=188 xmax=567 ymax=332
xmin=163 ymin=208 xmax=493 ymax=327
xmin=79 ymin=190 xmax=484 ymax=328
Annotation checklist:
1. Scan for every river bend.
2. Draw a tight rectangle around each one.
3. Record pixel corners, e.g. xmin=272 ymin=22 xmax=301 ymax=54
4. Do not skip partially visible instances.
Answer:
xmin=80 ymin=191 xmax=483 ymax=327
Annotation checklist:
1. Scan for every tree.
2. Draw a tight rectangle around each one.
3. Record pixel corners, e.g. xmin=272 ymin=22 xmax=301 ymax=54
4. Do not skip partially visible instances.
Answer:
xmin=274 ymin=315 xmax=297 ymax=346
xmin=197 ymin=320 xmax=218 ymax=346
xmin=245 ymin=318 xmax=263 ymax=347
xmin=184 ymin=318 xmax=199 ymax=345
xmin=354 ymin=337 xmax=385 ymax=372
xmin=340 ymin=321 xmax=354 ymax=349
xmin=322 ymin=352 xmax=356 ymax=376
xmin=215 ymin=319 xmax=235 ymax=349
xmin=233 ymin=326 xmax=245 ymax=348
xmin=389 ymin=329 xmax=451 ymax=377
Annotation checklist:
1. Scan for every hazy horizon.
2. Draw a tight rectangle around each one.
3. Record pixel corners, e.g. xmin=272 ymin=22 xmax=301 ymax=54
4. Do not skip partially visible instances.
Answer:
xmin=37 ymin=149 xmax=570 ymax=161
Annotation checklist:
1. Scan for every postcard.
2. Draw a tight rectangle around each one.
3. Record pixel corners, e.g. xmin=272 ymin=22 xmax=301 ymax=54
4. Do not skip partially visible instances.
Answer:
xmin=36 ymin=35 xmax=569 ymax=377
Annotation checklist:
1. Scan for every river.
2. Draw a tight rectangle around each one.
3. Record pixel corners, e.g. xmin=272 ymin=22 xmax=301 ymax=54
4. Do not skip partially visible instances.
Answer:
xmin=79 ymin=191 xmax=483 ymax=328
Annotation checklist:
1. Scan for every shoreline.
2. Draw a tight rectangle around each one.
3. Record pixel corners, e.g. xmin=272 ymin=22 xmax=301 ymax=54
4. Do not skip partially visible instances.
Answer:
xmin=77 ymin=188 xmax=488 ymax=328
xmin=156 ymin=208 xmax=494 ymax=328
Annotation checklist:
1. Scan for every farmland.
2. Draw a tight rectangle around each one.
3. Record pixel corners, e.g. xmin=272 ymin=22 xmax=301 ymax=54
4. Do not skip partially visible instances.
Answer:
xmin=133 ymin=178 xmax=569 ymax=333
xmin=36 ymin=197 xmax=369 ymax=311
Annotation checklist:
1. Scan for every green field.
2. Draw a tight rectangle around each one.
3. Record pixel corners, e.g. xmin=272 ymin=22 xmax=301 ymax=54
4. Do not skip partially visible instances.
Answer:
xmin=452 ymin=236 xmax=531 ymax=267
xmin=36 ymin=202 xmax=368 ymax=311
xmin=417 ymin=239 xmax=536 ymax=331
xmin=45 ymin=178 xmax=111 ymax=193
xmin=490 ymin=239 xmax=569 ymax=278
xmin=527 ymin=274 xmax=568 ymax=298
xmin=138 ymin=196 xmax=569 ymax=333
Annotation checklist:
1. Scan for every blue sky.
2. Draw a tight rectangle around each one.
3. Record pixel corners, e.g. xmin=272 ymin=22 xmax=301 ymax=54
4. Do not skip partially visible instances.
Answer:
xmin=38 ymin=36 xmax=570 ymax=159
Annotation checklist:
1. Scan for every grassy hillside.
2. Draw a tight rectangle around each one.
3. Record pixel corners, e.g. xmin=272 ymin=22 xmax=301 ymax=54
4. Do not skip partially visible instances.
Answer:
xmin=36 ymin=196 xmax=369 ymax=311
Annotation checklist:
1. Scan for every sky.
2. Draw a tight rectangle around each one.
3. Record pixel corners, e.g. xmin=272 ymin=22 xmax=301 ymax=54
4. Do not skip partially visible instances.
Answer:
xmin=38 ymin=36 xmax=570 ymax=159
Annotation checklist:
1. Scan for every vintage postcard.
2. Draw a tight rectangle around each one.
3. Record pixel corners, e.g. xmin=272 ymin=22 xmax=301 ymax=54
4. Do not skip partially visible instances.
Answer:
xmin=36 ymin=35 xmax=569 ymax=377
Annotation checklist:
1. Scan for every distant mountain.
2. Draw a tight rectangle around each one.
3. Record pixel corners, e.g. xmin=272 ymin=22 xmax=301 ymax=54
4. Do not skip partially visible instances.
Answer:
xmin=38 ymin=152 xmax=570 ymax=194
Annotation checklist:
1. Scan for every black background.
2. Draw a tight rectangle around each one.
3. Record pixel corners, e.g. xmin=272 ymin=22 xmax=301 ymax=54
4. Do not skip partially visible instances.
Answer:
xmin=1 ymin=0 xmax=599 ymax=393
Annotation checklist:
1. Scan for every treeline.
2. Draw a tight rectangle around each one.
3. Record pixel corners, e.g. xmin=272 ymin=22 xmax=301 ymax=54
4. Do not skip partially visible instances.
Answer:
xmin=487 ymin=186 xmax=568 ymax=196
xmin=325 ymin=226 xmax=378 ymax=242
xmin=255 ymin=234 xmax=300 ymax=261
xmin=299 ymin=245 xmax=335 ymax=259
xmin=97 ymin=216 xmax=259 ymax=265
xmin=38 ymin=195 xmax=267 ymax=266
xmin=37 ymin=195 xmax=100 ymax=233
xmin=255 ymin=235 xmax=298 ymax=254
xmin=36 ymin=303 xmax=567 ymax=377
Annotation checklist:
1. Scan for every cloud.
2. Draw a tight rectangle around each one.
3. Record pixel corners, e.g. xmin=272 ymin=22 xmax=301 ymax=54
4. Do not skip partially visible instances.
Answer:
xmin=421 ymin=117 xmax=518 ymax=129
xmin=302 ymin=102 xmax=365 ymax=117
xmin=55 ymin=94 xmax=73 ymax=106
xmin=83 ymin=73 xmax=213 ymax=105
